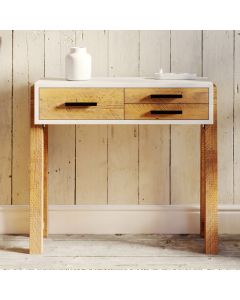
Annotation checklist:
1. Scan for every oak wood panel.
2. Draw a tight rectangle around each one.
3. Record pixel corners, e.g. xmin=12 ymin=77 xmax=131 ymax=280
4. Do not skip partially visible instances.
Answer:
xmin=204 ymin=88 xmax=218 ymax=254
xmin=139 ymin=30 xmax=171 ymax=205
xmin=29 ymin=124 xmax=44 ymax=254
xmin=0 ymin=31 xmax=12 ymax=204
xmin=203 ymin=30 xmax=234 ymax=204
xmin=30 ymin=97 xmax=44 ymax=254
xmin=108 ymin=31 xmax=139 ymax=204
xmin=75 ymin=30 xmax=108 ymax=205
xmin=234 ymin=30 xmax=240 ymax=203
xmin=43 ymin=125 xmax=48 ymax=237
xmin=125 ymin=88 xmax=209 ymax=104
xmin=45 ymin=31 xmax=76 ymax=205
xmin=39 ymin=88 xmax=124 ymax=120
xmin=171 ymin=30 xmax=202 ymax=205
xmin=200 ymin=124 xmax=206 ymax=237
xmin=13 ymin=31 xmax=44 ymax=204
xmin=125 ymin=104 xmax=208 ymax=120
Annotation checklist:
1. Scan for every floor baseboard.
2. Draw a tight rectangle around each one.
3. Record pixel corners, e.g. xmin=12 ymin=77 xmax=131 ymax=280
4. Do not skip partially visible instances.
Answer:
xmin=0 ymin=205 xmax=240 ymax=234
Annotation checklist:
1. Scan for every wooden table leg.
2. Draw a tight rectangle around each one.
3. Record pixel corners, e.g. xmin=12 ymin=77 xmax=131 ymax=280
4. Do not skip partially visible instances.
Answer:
xmin=200 ymin=125 xmax=206 ymax=238
xmin=30 ymin=123 xmax=44 ymax=254
xmin=44 ymin=125 xmax=48 ymax=238
xmin=204 ymin=122 xmax=218 ymax=254
xmin=201 ymin=87 xmax=218 ymax=254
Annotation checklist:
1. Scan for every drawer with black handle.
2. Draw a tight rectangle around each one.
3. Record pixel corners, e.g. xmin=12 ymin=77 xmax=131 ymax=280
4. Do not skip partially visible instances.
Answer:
xmin=39 ymin=88 xmax=124 ymax=120
xmin=125 ymin=103 xmax=209 ymax=120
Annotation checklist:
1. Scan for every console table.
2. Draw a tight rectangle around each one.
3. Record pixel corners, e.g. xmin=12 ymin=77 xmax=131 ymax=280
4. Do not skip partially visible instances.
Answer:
xmin=30 ymin=78 xmax=218 ymax=255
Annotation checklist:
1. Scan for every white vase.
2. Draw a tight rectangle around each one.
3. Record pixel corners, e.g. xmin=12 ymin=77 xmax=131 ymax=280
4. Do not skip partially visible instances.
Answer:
xmin=65 ymin=47 xmax=92 ymax=80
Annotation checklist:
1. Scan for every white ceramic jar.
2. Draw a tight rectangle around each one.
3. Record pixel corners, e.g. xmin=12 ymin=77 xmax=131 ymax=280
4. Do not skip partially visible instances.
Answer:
xmin=65 ymin=47 xmax=92 ymax=80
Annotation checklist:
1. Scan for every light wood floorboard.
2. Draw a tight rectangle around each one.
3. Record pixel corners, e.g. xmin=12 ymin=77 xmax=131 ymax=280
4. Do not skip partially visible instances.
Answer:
xmin=0 ymin=235 xmax=239 ymax=270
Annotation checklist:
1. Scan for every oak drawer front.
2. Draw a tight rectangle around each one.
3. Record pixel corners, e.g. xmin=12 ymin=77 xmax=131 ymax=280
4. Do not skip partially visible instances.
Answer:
xmin=125 ymin=104 xmax=209 ymax=120
xmin=125 ymin=88 xmax=209 ymax=104
xmin=39 ymin=88 xmax=124 ymax=120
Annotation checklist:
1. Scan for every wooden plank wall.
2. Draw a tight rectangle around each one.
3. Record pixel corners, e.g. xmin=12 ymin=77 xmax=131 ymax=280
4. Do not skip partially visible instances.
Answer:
xmin=0 ymin=30 xmax=237 ymax=206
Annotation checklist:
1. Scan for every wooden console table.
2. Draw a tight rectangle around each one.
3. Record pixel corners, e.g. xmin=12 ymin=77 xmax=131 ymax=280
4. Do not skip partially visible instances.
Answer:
xmin=30 ymin=78 xmax=218 ymax=254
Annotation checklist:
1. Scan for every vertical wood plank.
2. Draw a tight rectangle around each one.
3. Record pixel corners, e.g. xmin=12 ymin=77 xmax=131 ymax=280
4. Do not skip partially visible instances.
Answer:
xmin=139 ymin=30 xmax=170 ymax=76
xmin=45 ymin=31 xmax=76 ymax=205
xmin=203 ymin=30 xmax=234 ymax=204
xmin=29 ymin=126 xmax=44 ymax=253
xmin=171 ymin=30 xmax=202 ymax=204
xmin=13 ymin=31 xmax=44 ymax=204
xmin=234 ymin=30 xmax=240 ymax=203
xmin=76 ymin=125 xmax=107 ymax=204
xmin=0 ymin=31 xmax=12 ymax=204
xmin=108 ymin=125 xmax=138 ymax=204
xmin=139 ymin=31 xmax=170 ymax=204
xmin=204 ymin=87 xmax=218 ymax=254
xmin=76 ymin=30 xmax=108 ymax=76
xmin=75 ymin=31 xmax=108 ymax=204
xmin=30 ymin=93 xmax=43 ymax=254
xmin=43 ymin=125 xmax=48 ymax=237
xmin=108 ymin=31 xmax=139 ymax=204
xmin=109 ymin=30 xmax=139 ymax=77
xmin=200 ymin=124 xmax=206 ymax=237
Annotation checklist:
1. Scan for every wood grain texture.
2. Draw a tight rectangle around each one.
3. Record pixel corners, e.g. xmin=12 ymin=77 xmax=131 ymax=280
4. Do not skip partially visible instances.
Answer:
xmin=1 ymin=234 xmax=240 ymax=269
xmin=200 ymin=124 xmax=206 ymax=238
xmin=139 ymin=31 xmax=170 ymax=204
xmin=13 ymin=31 xmax=44 ymax=204
xmin=139 ymin=31 xmax=170 ymax=76
xmin=108 ymin=125 xmax=138 ymax=204
xmin=30 ymin=97 xmax=44 ymax=254
xmin=76 ymin=126 xmax=108 ymax=204
xmin=171 ymin=30 xmax=202 ymax=204
xmin=125 ymin=104 xmax=208 ymax=120
xmin=234 ymin=30 xmax=240 ymax=203
xmin=108 ymin=31 xmax=139 ymax=204
xmin=0 ymin=31 xmax=12 ymax=204
xmin=29 ymin=125 xmax=44 ymax=254
xmin=2 ymin=30 xmax=233 ymax=214
xmin=44 ymin=125 xmax=48 ymax=237
xmin=139 ymin=126 xmax=170 ymax=204
xmin=125 ymin=88 xmax=209 ymax=104
xmin=109 ymin=31 xmax=139 ymax=77
xmin=45 ymin=31 xmax=75 ymax=205
xmin=76 ymin=30 xmax=108 ymax=76
xmin=203 ymin=30 xmax=234 ymax=204
xmin=39 ymin=88 xmax=124 ymax=120
xmin=204 ymin=87 xmax=218 ymax=254
xmin=76 ymin=30 xmax=108 ymax=205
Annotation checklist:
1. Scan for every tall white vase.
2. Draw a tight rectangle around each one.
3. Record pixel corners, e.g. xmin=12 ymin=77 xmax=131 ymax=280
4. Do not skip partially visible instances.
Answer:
xmin=65 ymin=47 xmax=92 ymax=80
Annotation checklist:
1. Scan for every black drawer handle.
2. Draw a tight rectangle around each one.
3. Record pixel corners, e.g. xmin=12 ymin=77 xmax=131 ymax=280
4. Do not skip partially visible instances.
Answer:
xmin=64 ymin=102 xmax=97 ymax=107
xmin=150 ymin=94 xmax=182 ymax=99
xmin=150 ymin=110 xmax=182 ymax=115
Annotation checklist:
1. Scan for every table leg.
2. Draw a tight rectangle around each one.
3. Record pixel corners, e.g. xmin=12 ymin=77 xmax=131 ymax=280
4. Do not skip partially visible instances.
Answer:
xmin=44 ymin=125 xmax=48 ymax=238
xmin=204 ymin=120 xmax=218 ymax=254
xmin=201 ymin=86 xmax=218 ymax=254
xmin=200 ymin=125 xmax=206 ymax=238
xmin=29 ymin=123 xmax=44 ymax=254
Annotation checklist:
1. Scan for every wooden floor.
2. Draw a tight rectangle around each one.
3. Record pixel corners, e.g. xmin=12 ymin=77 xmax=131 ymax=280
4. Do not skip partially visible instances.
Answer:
xmin=0 ymin=234 xmax=240 ymax=269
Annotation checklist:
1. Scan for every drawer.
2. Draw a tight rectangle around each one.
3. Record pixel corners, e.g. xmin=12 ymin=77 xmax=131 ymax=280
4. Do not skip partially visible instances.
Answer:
xmin=39 ymin=88 xmax=124 ymax=120
xmin=125 ymin=88 xmax=209 ymax=104
xmin=125 ymin=104 xmax=209 ymax=120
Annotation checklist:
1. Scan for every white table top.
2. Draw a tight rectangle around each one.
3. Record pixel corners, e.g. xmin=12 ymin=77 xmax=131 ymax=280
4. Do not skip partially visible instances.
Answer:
xmin=35 ymin=77 xmax=213 ymax=88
